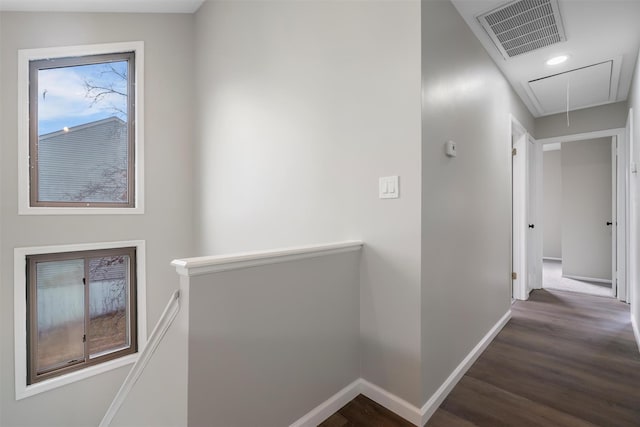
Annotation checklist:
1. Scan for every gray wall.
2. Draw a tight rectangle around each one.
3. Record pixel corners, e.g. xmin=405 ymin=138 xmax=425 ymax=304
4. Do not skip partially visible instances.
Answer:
xmin=628 ymin=49 xmax=640 ymax=333
xmin=188 ymin=252 xmax=360 ymax=427
xmin=0 ymin=12 xmax=195 ymax=427
xmin=561 ymin=138 xmax=613 ymax=281
xmin=543 ymin=149 xmax=562 ymax=259
xmin=193 ymin=0 xmax=423 ymax=405
xmin=535 ymin=101 xmax=628 ymax=139
xmin=420 ymin=0 xmax=534 ymax=404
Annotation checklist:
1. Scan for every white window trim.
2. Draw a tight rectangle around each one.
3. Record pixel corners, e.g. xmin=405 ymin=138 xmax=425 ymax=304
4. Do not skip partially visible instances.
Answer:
xmin=17 ymin=41 xmax=145 ymax=215
xmin=14 ymin=240 xmax=148 ymax=400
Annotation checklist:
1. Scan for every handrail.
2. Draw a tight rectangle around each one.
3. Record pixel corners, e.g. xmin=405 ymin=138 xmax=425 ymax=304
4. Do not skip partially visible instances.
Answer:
xmin=171 ymin=240 xmax=364 ymax=277
xmin=99 ymin=290 xmax=181 ymax=427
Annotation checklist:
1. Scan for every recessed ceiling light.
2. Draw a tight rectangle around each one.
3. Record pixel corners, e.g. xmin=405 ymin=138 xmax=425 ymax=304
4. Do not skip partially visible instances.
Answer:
xmin=546 ymin=55 xmax=568 ymax=65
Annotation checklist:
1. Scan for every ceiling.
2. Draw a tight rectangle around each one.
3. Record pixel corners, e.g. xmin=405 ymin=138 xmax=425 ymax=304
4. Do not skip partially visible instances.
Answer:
xmin=451 ymin=0 xmax=640 ymax=117
xmin=2 ymin=0 xmax=639 ymax=118
xmin=0 ymin=0 xmax=205 ymax=14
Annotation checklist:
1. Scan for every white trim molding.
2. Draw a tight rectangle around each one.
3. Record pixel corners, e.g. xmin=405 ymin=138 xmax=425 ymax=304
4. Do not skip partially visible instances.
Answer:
xmin=288 ymin=379 xmax=422 ymax=427
xmin=632 ymin=314 xmax=640 ymax=354
xmin=14 ymin=240 xmax=147 ymax=400
xmin=100 ymin=290 xmax=180 ymax=427
xmin=289 ymin=310 xmax=512 ymax=427
xmin=171 ymin=241 xmax=364 ymax=277
xmin=537 ymin=128 xmax=625 ymax=145
xmin=538 ymin=127 xmax=628 ymax=304
xmin=17 ymin=41 xmax=145 ymax=215
xmin=289 ymin=380 xmax=362 ymax=427
xmin=360 ymin=380 xmax=423 ymax=425
xmin=419 ymin=309 xmax=512 ymax=425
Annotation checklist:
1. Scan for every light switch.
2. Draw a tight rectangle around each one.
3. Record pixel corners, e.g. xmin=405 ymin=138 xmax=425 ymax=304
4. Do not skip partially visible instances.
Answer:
xmin=379 ymin=176 xmax=399 ymax=199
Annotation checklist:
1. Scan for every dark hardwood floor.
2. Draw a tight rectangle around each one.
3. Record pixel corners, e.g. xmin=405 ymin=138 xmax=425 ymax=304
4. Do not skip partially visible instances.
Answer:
xmin=320 ymin=394 xmax=415 ymax=427
xmin=321 ymin=289 xmax=640 ymax=427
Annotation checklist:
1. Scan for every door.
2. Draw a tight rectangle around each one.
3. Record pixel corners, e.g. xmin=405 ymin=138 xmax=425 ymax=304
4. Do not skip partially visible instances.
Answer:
xmin=512 ymin=125 xmax=528 ymax=300
xmin=527 ymin=136 xmax=543 ymax=290
xmin=561 ymin=139 xmax=613 ymax=287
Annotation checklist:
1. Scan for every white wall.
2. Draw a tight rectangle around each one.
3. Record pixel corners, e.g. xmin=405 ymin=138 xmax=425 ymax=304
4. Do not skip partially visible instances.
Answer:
xmin=561 ymin=138 xmax=613 ymax=281
xmin=421 ymin=0 xmax=534 ymax=405
xmin=193 ymin=0 xmax=423 ymax=405
xmin=543 ymin=149 xmax=562 ymax=259
xmin=187 ymin=251 xmax=360 ymax=426
xmin=628 ymin=48 xmax=640 ymax=341
xmin=535 ymin=101 xmax=628 ymax=140
xmin=0 ymin=12 xmax=195 ymax=427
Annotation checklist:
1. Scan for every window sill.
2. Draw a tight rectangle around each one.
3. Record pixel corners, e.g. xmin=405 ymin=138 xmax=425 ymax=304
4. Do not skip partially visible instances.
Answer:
xmin=18 ymin=206 xmax=144 ymax=216
xmin=17 ymin=354 xmax=138 ymax=400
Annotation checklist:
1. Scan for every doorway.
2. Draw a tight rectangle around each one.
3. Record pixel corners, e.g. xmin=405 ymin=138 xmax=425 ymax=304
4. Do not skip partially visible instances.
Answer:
xmin=512 ymin=125 xmax=628 ymax=302
xmin=541 ymin=137 xmax=615 ymax=297
xmin=536 ymin=129 xmax=628 ymax=302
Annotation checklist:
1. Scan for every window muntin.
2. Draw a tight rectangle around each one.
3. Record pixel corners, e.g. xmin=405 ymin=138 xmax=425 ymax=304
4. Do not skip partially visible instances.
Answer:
xmin=29 ymin=52 xmax=135 ymax=208
xmin=27 ymin=247 xmax=137 ymax=384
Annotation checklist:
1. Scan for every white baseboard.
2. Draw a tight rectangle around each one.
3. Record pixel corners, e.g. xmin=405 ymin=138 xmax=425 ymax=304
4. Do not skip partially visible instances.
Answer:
xmin=289 ymin=379 xmax=361 ymax=427
xmin=289 ymin=379 xmax=422 ymax=427
xmin=418 ymin=309 xmax=512 ymax=425
xmin=632 ymin=314 xmax=640 ymax=354
xmin=359 ymin=379 xmax=422 ymax=426
xmin=563 ymin=274 xmax=612 ymax=284
xmin=543 ymin=257 xmax=562 ymax=261
xmin=290 ymin=310 xmax=512 ymax=427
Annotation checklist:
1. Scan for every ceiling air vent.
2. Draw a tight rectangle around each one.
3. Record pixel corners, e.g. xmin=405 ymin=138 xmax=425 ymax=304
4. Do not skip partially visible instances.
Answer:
xmin=477 ymin=0 xmax=566 ymax=59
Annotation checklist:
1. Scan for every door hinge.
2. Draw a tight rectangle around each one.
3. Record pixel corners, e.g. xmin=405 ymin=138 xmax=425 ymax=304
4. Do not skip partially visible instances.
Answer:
xmin=83 ymin=334 xmax=86 ymax=343
xmin=512 ymin=148 xmax=517 ymax=156
xmin=512 ymin=272 xmax=517 ymax=280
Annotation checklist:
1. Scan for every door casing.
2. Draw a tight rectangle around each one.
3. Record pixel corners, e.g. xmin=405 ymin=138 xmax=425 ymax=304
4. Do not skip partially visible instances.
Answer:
xmin=535 ymin=128 xmax=628 ymax=302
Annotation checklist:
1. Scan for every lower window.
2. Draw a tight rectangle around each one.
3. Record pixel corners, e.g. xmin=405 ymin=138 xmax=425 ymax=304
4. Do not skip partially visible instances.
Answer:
xmin=26 ymin=247 xmax=137 ymax=385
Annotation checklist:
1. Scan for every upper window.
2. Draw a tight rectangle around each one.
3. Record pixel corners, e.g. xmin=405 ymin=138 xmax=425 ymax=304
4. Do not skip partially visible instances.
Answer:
xmin=30 ymin=53 xmax=135 ymax=207
xmin=18 ymin=42 xmax=144 ymax=214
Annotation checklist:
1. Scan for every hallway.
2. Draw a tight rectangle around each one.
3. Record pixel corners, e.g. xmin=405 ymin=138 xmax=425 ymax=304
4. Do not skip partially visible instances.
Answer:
xmin=324 ymin=289 xmax=640 ymax=426
xmin=427 ymin=289 xmax=640 ymax=426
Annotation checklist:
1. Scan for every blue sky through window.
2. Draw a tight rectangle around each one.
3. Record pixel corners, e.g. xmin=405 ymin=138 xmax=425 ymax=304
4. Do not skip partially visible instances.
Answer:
xmin=38 ymin=61 xmax=128 ymax=136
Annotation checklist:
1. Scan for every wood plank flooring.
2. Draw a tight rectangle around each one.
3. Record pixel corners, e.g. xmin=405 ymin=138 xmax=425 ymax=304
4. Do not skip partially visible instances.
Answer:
xmin=321 ymin=289 xmax=640 ymax=426
xmin=320 ymin=394 xmax=415 ymax=427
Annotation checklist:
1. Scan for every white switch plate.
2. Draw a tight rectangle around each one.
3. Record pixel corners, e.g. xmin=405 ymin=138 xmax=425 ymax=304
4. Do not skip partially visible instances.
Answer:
xmin=379 ymin=176 xmax=399 ymax=199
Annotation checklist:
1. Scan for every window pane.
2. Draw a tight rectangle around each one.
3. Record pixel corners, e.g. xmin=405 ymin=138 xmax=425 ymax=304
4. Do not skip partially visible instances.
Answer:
xmin=36 ymin=59 xmax=130 ymax=204
xmin=35 ymin=259 xmax=85 ymax=374
xmin=88 ymin=255 xmax=130 ymax=358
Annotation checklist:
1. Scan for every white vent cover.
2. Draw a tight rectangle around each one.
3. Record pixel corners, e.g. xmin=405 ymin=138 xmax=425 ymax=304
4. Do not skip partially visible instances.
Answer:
xmin=477 ymin=0 xmax=566 ymax=59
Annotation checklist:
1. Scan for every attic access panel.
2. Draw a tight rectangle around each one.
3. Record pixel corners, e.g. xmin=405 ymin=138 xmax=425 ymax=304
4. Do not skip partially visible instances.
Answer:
xmin=528 ymin=61 xmax=613 ymax=115
xmin=477 ymin=0 xmax=566 ymax=59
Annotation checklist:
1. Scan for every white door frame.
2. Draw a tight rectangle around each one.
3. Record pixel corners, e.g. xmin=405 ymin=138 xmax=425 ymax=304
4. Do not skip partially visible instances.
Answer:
xmin=612 ymin=137 xmax=618 ymax=298
xmin=626 ymin=109 xmax=636 ymax=309
xmin=511 ymin=115 xmax=530 ymax=300
xmin=537 ymin=128 xmax=628 ymax=302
